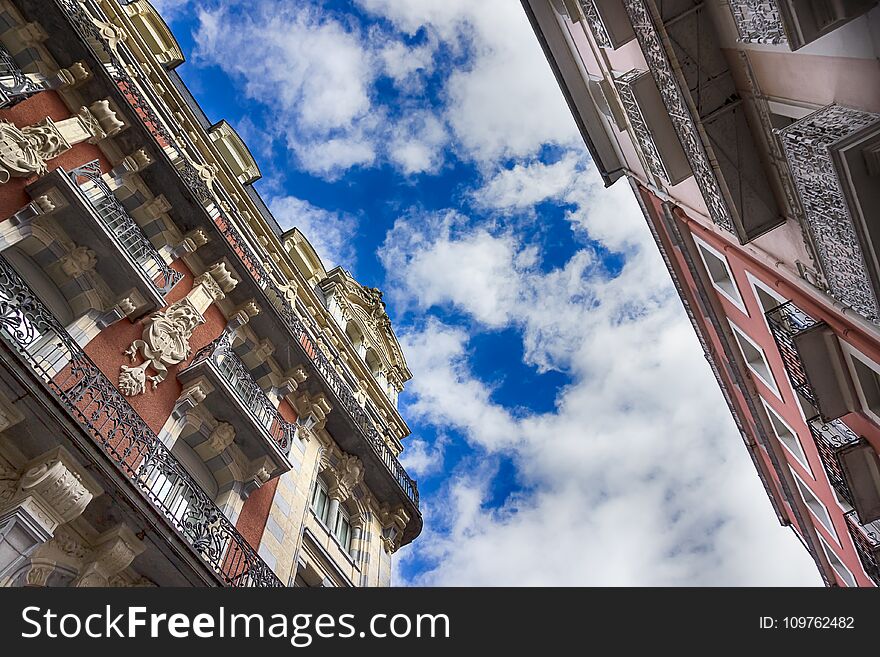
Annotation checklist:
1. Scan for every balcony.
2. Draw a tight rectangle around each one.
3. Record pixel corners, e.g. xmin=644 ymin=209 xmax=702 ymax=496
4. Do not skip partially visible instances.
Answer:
xmin=777 ymin=104 xmax=880 ymax=323
xmin=768 ymin=301 xmax=880 ymax=524
xmin=728 ymin=0 xmax=877 ymax=50
xmin=0 ymin=254 xmax=281 ymax=586
xmin=766 ymin=301 xmax=856 ymax=421
xmin=621 ymin=0 xmax=784 ymax=242
xmin=0 ymin=43 xmax=45 ymax=108
xmin=24 ymin=161 xmax=181 ymax=314
xmin=178 ymin=332 xmax=295 ymax=479
xmin=810 ymin=418 xmax=880 ymax=524
xmin=845 ymin=511 xmax=880 ymax=586
xmin=577 ymin=0 xmax=635 ymax=49
xmin=44 ymin=0 xmax=421 ymax=543
xmin=615 ymin=69 xmax=691 ymax=185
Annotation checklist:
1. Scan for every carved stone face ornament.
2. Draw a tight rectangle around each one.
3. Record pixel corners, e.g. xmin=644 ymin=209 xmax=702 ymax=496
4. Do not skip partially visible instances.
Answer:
xmin=120 ymin=299 xmax=204 ymax=395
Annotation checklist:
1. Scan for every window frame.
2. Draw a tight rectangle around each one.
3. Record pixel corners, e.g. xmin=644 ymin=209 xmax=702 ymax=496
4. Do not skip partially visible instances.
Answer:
xmin=817 ymin=534 xmax=857 ymax=587
xmin=745 ymin=271 xmax=787 ymax=332
xmin=839 ymin=341 xmax=880 ymax=426
xmin=761 ymin=398 xmax=813 ymax=477
xmin=790 ymin=467 xmax=839 ymax=545
xmin=728 ymin=320 xmax=781 ymax=399
xmin=311 ymin=478 xmax=331 ymax=526
xmin=693 ymin=235 xmax=749 ymax=316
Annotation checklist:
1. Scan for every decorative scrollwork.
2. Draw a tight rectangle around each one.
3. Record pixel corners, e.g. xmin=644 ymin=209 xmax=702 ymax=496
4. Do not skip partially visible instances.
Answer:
xmin=0 ymin=44 xmax=45 ymax=109
xmin=777 ymin=105 xmax=880 ymax=322
xmin=56 ymin=0 xmax=418 ymax=509
xmin=0 ymin=254 xmax=282 ymax=587
xmin=622 ymin=0 xmax=734 ymax=233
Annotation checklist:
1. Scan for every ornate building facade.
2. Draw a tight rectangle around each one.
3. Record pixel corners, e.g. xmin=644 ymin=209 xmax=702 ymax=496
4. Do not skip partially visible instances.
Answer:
xmin=0 ymin=0 xmax=420 ymax=588
xmin=524 ymin=0 xmax=880 ymax=585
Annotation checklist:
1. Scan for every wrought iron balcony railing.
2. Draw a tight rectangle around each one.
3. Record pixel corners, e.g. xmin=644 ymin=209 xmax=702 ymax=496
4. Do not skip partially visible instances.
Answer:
xmin=0 ymin=254 xmax=282 ymax=587
xmin=809 ymin=417 xmax=861 ymax=509
xmin=765 ymin=301 xmax=821 ymax=408
xmin=70 ymin=161 xmax=182 ymax=295
xmin=621 ymin=0 xmax=735 ymax=234
xmin=845 ymin=510 xmax=880 ymax=586
xmin=187 ymin=332 xmax=295 ymax=455
xmin=777 ymin=104 xmax=880 ymax=323
xmin=0 ymin=43 xmax=44 ymax=108
xmin=56 ymin=0 xmax=419 ymax=511
xmin=615 ymin=69 xmax=669 ymax=182
xmin=728 ymin=0 xmax=789 ymax=45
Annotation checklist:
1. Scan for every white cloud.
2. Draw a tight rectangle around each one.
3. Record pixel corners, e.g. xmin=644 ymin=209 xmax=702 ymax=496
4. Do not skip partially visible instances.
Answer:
xmin=388 ymin=110 xmax=449 ymax=175
xmin=383 ymin=177 xmax=820 ymax=585
xmin=194 ymin=5 xmax=380 ymax=177
xmin=268 ymin=195 xmax=359 ymax=269
xmin=357 ymin=0 xmax=582 ymax=163
xmin=398 ymin=435 xmax=449 ymax=478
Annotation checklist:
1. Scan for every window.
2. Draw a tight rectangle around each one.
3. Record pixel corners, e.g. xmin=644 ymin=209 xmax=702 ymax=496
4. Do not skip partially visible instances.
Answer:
xmin=746 ymin=272 xmax=787 ymax=327
xmin=729 ymin=321 xmax=779 ymax=397
xmin=334 ymin=506 xmax=352 ymax=553
xmin=791 ymin=469 xmax=837 ymax=542
xmin=694 ymin=237 xmax=747 ymax=314
xmin=762 ymin=399 xmax=812 ymax=475
xmin=818 ymin=535 xmax=856 ymax=587
xmin=850 ymin=354 xmax=880 ymax=419
xmin=311 ymin=479 xmax=330 ymax=525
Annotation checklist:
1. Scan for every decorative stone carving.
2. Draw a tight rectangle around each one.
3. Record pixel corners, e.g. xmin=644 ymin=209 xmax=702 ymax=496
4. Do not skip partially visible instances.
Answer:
xmin=60 ymin=244 xmax=97 ymax=278
xmin=0 ymin=102 xmax=123 ymax=183
xmin=4 ymin=447 xmax=104 ymax=536
xmin=120 ymin=297 xmax=204 ymax=395
xmin=0 ymin=120 xmax=67 ymax=181
xmin=332 ymin=454 xmax=364 ymax=500
xmin=110 ymin=148 xmax=152 ymax=182
xmin=194 ymin=261 xmax=238 ymax=302
xmin=206 ymin=421 xmax=235 ymax=455
xmin=378 ymin=506 xmax=410 ymax=554
xmin=72 ymin=525 xmax=145 ymax=587
xmin=171 ymin=381 xmax=211 ymax=423
xmin=24 ymin=565 xmax=51 ymax=587
xmin=170 ymin=228 xmax=209 ymax=258
xmin=54 ymin=62 xmax=91 ymax=89
xmin=294 ymin=392 xmax=332 ymax=430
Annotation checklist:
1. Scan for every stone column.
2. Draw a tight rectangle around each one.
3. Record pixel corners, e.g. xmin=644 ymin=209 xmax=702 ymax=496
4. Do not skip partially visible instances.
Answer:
xmin=326 ymin=492 xmax=342 ymax=534
xmin=0 ymin=447 xmax=103 ymax=583
xmin=349 ymin=520 xmax=363 ymax=560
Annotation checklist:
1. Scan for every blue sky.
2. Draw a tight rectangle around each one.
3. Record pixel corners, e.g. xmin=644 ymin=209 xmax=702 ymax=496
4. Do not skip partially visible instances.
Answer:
xmin=157 ymin=0 xmax=820 ymax=585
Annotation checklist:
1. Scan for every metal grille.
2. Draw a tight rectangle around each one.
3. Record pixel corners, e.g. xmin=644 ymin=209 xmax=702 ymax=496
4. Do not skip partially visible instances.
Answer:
xmin=808 ymin=417 xmax=860 ymax=509
xmin=0 ymin=43 xmax=44 ymax=108
xmin=777 ymin=104 xmax=880 ymax=322
xmin=622 ymin=0 xmax=735 ymax=233
xmin=0 ymin=255 xmax=282 ymax=587
xmin=765 ymin=301 xmax=820 ymax=408
xmin=845 ymin=510 xmax=880 ymax=586
xmin=70 ymin=161 xmax=182 ymax=295
xmin=578 ymin=0 xmax=613 ymax=48
xmin=188 ymin=332 xmax=295 ymax=454
xmin=56 ymin=0 xmax=419 ymax=509
xmin=727 ymin=0 xmax=788 ymax=45
xmin=615 ymin=69 xmax=670 ymax=182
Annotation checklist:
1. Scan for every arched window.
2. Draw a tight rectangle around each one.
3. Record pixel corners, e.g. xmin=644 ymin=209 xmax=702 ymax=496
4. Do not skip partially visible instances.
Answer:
xmin=311 ymin=477 xmax=330 ymax=525
xmin=345 ymin=322 xmax=366 ymax=357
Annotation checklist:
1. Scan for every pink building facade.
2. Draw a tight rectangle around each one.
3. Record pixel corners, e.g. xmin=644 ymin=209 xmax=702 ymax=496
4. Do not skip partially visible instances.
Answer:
xmin=525 ymin=0 xmax=880 ymax=585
